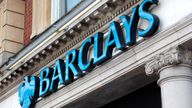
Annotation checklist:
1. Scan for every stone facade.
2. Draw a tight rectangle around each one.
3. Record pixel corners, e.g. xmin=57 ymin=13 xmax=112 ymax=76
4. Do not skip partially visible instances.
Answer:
xmin=1 ymin=0 xmax=192 ymax=108
xmin=0 ymin=0 xmax=25 ymax=66
xmin=31 ymin=0 xmax=51 ymax=38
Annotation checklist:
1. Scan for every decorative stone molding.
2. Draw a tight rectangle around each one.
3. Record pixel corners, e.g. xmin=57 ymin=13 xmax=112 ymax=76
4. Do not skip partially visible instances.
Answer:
xmin=145 ymin=46 xmax=192 ymax=75
xmin=0 ymin=0 xmax=142 ymax=98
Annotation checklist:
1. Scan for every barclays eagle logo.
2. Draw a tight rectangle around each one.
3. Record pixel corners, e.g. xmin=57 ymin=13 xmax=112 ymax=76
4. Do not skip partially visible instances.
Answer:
xmin=18 ymin=76 xmax=39 ymax=108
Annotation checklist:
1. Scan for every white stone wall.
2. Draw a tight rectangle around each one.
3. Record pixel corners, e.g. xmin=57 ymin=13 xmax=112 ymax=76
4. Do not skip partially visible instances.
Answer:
xmin=0 ymin=92 xmax=21 ymax=108
xmin=140 ymin=0 xmax=192 ymax=31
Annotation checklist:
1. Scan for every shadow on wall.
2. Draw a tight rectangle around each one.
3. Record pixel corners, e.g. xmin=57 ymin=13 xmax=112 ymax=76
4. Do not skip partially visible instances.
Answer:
xmin=100 ymin=82 xmax=161 ymax=108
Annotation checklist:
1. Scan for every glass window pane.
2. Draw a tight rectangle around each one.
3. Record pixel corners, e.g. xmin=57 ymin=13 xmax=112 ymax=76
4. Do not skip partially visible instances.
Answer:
xmin=52 ymin=0 xmax=82 ymax=22
xmin=66 ymin=0 xmax=82 ymax=12
xmin=59 ymin=0 xmax=66 ymax=17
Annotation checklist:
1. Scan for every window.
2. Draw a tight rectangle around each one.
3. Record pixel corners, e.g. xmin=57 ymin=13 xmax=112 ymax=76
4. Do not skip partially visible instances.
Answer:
xmin=51 ymin=0 xmax=82 ymax=23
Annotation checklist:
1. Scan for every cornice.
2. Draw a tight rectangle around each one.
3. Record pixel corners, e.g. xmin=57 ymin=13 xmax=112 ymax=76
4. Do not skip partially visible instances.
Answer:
xmin=0 ymin=0 xmax=141 ymax=99
xmin=145 ymin=46 xmax=192 ymax=75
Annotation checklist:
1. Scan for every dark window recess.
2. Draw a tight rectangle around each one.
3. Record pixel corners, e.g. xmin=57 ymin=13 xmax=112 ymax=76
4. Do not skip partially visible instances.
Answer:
xmin=100 ymin=82 xmax=161 ymax=108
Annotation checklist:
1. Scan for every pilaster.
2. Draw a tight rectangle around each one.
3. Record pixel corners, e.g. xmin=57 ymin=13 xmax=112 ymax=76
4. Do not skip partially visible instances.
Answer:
xmin=145 ymin=46 xmax=192 ymax=76
xmin=0 ymin=0 xmax=25 ymax=66
xmin=145 ymin=46 xmax=192 ymax=108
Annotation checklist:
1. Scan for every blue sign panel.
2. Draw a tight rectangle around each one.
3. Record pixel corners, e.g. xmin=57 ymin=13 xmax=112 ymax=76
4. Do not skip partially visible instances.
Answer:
xmin=18 ymin=0 xmax=160 ymax=107
xmin=18 ymin=76 xmax=39 ymax=108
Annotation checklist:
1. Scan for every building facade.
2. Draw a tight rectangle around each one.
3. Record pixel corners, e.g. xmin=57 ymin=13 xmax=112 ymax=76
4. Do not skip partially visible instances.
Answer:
xmin=0 ymin=0 xmax=192 ymax=108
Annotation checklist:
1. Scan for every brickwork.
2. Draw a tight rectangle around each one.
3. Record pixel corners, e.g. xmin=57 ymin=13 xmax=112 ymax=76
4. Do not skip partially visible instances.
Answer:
xmin=24 ymin=0 xmax=32 ymax=45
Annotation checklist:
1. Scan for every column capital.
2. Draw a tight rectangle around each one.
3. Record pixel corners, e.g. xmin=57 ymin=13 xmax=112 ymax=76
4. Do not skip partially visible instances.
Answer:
xmin=145 ymin=46 xmax=192 ymax=75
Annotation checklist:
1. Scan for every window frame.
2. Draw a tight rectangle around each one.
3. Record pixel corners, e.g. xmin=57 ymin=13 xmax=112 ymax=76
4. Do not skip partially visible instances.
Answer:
xmin=51 ymin=0 xmax=82 ymax=23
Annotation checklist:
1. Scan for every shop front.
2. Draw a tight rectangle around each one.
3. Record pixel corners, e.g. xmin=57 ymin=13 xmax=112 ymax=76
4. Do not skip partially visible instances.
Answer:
xmin=1 ymin=0 xmax=192 ymax=108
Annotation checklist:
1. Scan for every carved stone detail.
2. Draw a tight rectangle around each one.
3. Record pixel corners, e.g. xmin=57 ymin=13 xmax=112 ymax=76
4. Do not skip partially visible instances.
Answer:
xmin=145 ymin=46 xmax=192 ymax=75
xmin=0 ymin=0 xmax=141 ymax=94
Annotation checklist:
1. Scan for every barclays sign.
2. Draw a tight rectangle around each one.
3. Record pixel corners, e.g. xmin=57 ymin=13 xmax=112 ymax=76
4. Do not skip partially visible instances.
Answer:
xmin=18 ymin=0 xmax=160 ymax=107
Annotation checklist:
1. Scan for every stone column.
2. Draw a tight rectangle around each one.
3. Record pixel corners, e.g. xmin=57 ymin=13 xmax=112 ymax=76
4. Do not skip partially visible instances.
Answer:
xmin=145 ymin=46 xmax=192 ymax=108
